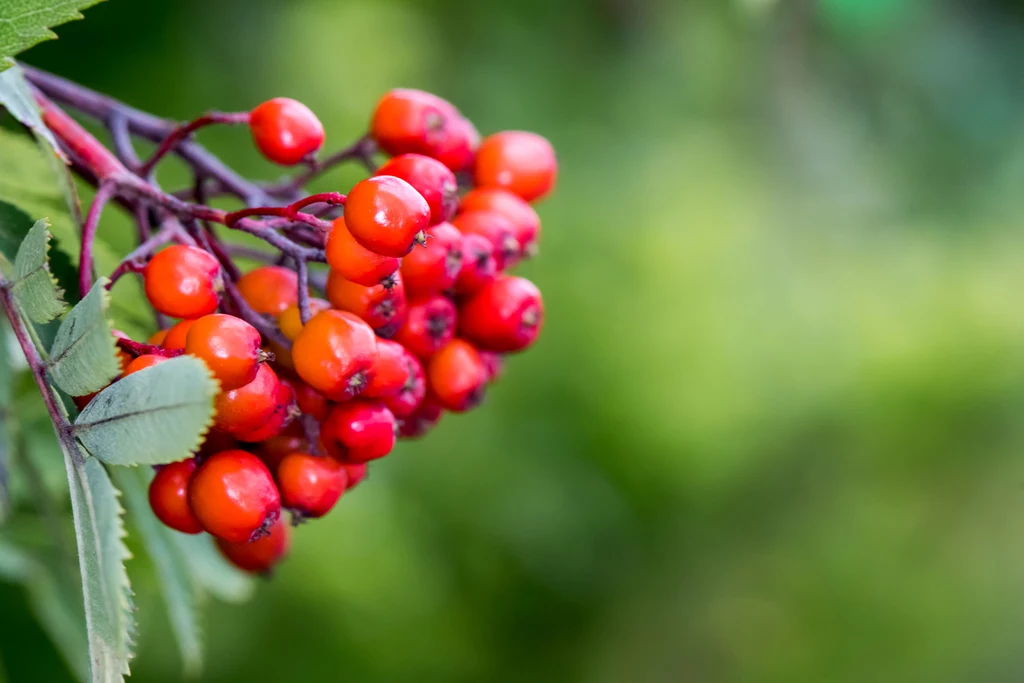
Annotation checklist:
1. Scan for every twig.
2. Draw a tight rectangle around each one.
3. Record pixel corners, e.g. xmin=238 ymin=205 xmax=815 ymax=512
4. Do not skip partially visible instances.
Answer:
xmin=79 ymin=182 xmax=116 ymax=296
xmin=138 ymin=111 xmax=249 ymax=178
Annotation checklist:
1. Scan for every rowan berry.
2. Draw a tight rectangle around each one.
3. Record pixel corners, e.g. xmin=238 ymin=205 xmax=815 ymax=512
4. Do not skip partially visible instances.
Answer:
xmin=380 ymin=349 xmax=426 ymax=418
xmin=235 ymin=380 xmax=297 ymax=443
xmin=458 ymin=275 xmax=543 ymax=353
xmin=325 ymin=217 xmax=400 ymax=287
xmin=161 ymin=318 xmax=198 ymax=350
xmin=277 ymin=298 xmax=331 ymax=341
xmin=455 ymin=234 xmax=498 ymax=295
xmin=427 ymin=339 xmax=488 ymax=412
xmin=292 ymin=309 xmax=378 ymax=401
xmin=363 ymin=338 xmax=410 ymax=398
xmin=122 ymin=354 xmax=170 ymax=378
xmin=460 ymin=188 xmax=541 ymax=257
xmin=375 ymin=154 xmax=458 ymax=225
xmin=249 ymin=97 xmax=325 ymax=166
xmin=276 ymin=453 xmax=347 ymax=519
xmin=188 ymin=449 xmax=281 ymax=543
xmin=184 ymin=314 xmax=265 ymax=391
xmin=343 ymin=463 xmax=368 ymax=490
xmin=285 ymin=377 xmax=329 ymax=421
xmin=399 ymin=221 xmax=463 ymax=297
xmin=197 ymin=430 xmax=239 ymax=459
xmin=326 ymin=269 xmax=407 ymax=336
xmin=148 ymin=459 xmax=203 ymax=534
xmin=343 ymin=175 xmax=430 ymax=257
xmin=392 ymin=295 xmax=456 ymax=359
xmin=431 ymin=115 xmax=480 ymax=172
xmin=320 ymin=400 xmax=396 ymax=464
xmin=213 ymin=363 xmax=281 ymax=435
xmin=451 ymin=211 xmax=521 ymax=270
xmin=478 ymin=351 xmax=505 ymax=384
xmin=143 ymin=245 xmax=222 ymax=319
xmin=148 ymin=329 xmax=169 ymax=346
xmin=370 ymin=89 xmax=459 ymax=157
xmin=217 ymin=516 xmax=291 ymax=574
xmin=397 ymin=397 xmax=444 ymax=438
xmin=259 ymin=434 xmax=308 ymax=474
xmin=236 ymin=266 xmax=299 ymax=316
xmin=474 ymin=131 xmax=557 ymax=202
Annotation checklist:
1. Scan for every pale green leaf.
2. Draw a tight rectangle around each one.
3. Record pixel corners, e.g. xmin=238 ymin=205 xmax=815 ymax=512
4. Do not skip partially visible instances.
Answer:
xmin=172 ymin=532 xmax=254 ymax=604
xmin=45 ymin=278 xmax=118 ymax=397
xmin=11 ymin=218 xmax=65 ymax=323
xmin=112 ymin=467 xmax=202 ymax=676
xmin=0 ymin=198 xmax=33 ymax=265
xmin=0 ymin=1 xmax=106 ymax=68
xmin=0 ymin=64 xmax=65 ymax=158
xmin=72 ymin=356 xmax=217 ymax=466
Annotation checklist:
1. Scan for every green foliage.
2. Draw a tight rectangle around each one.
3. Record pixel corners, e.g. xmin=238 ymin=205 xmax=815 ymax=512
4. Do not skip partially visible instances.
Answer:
xmin=171 ymin=533 xmax=253 ymax=604
xmin=44 ymin=279 xmax=118 ymax=397
xmin=73 ymin=356 xmax=217 ymax=467
xmin=0 ymin=0 xmax=106 ymax=70
xmin=0 ymin=64 xmax=65 ymax=159
xmin=0 ymin=198 xmax=34 ymax=266
xmin=11 ymin=219 xmax=65 ymax=323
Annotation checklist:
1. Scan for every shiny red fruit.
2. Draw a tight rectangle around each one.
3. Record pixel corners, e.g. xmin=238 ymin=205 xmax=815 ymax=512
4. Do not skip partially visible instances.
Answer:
xmin=458 ymin=275 xmax=543 ymax=353
xmin=363 ymin=338 xmax=410 ymax=398
xmin=325 ymin=217 xmax=400 ymax=287
xmin=431 ymin=115 xmax=479 ymax=172
xmin=162 ymin=318 xmax=198 ymax=350
xmin=427 ymin=339 xmax=488 ymax=412
xmin=286 ymin=377 xmax=329 ymax=421
xmin=326 ymin=269 xmax=407 ymax=336
xmin=217 ymin=516 xmax=291 ymax=574
xmin=399 ymin=221 xmax=463 ymax=297
xmin=188 ymin=450 xmax=281 ymax=543
xmin=148 ymin=459 xmax=202 ymax=534
xmin=320 ymin=401 xmax=396 ymax=464
xmin=455 ymin=234 xmax=498 ymax=295
xmin=213 ymin=363 xmax=280 ymax=435
xmin=235 ymin=378 xmax=296 ymax=443
xmin=375 ymin=153 xmax=458 ymax=225
xmin=381 ymin=348 xmax=426 ymax=418
xmin=292 ymin=309 xmax=378 ymax=401
xmin=460 ymin=188 xmax=541 ymax=257
xmin=144 ymin=245 xmax=222 ymax=319
xmin=474 ymin=131 xmax=557 ymax=202
xmin=343 ymin=175 xmax=430 ymax=257
xmin=236 ymin=266 xmax=299 ymax=315
xmin=451 ymin=211 xmax=520 ymax=271
xmin=249 ymin=97 xmax=325 ymax=166
xmin=343 ymin=463 xmax=368 ymax=490
xmin=397 ymin=397 xmax=444 ymax=438
xmin=370 ymin=89 xmax=460 ymax=157
xmin=122 ymin=354 xmax=169 ymax=378
xmin=185 ymin=314 xmax=264 ymax=391
xmin=392 ymin=295 xmax=456 ymax=359
xmin=276 ymin=453 xmax=347 ymax=519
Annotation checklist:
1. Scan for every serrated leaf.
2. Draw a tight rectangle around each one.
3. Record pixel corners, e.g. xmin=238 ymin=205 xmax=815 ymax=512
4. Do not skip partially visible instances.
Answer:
xmin=171 ymin=532 xmax=254 ymax=604
xmin=112 ymin=467 xmax=202 ymax=676
xmin=72 ymin=356 xmax=217 ymax=466
xmin=0 ymin=1 xmax=106 ymax=69
xmin=0 ymin=198 xmax=33 ymax=265
xmin=0 ymin=64 xmax=65 ymax=159
xmin=64 ymin=456 xmax=133 ymax=683
xmin=11 ymin=218 xmax=65 ymax=323
xmin=45 ymin=278 xmax=118 ymax=397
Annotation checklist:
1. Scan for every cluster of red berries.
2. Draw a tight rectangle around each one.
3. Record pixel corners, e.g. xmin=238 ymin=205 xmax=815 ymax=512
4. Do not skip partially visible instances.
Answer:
xmin=83 ymin=89 xmax=553 ymax=575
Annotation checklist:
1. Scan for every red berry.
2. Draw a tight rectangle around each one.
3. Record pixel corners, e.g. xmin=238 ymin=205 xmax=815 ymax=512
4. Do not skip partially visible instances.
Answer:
xmin=213 ymin=363 xmax=281 ymax=435
xmin=431 ymin=115 xmax=479 ymax=172
xmin=381 ymin=348 xmax=426 ymax=418
xmin=343 ymin=463 xmax=368 ymax=490
xmin=292 ymin=309 xmax=378 ymax=401
xmin=375 ymin=154 xmax=458 ymax=225
xmin=148 ymin=459 xmax=202 ymax=534
xmin=276 ymin=453 xmax=347 ymax=519
xmin=185 ymin=314 xmax=265 ymax=391
xmin=363 ymin=338 xmax=410 ymax=398
xmin=460 ymin=188 xmax=541 ymax=257
xmin=397 ymin=397 xmax=444 ymax=438
xmin=277 ymin=298 xmax=331 ymax=342
xmin=236 ymin=266 xmax=299 ymax=316
xmin=259 ymin=434 xmax=308 ymax=474
xmin=451 ymin=211 xmax=521 ymax=270
xmin=144 ymin=245 xmax=222 ymax=319
xmin=370 ymin=89 xmax=459 ymax=157
xmin=122 ymin=354 xmax=170 ymax=378
xmin=325 ymin=217 xmax=400 ymax=287
xmin=478 ymin=351 xmax=505 ymax=384
xmin=188 ymin=450 xmax=281 ymax=543
xmin=455 ymin=234 xmax=498 ymax=295
xmin=458 ymin=275 xmax=543 ymax=353
xmin=427 ymin=339 xmax=487 ymax=412
xmin=286 ymin=377 xmax=329 ymax=421
xmin=320 ymin=400 xmax=396 ymax=464
xmin=249 ymin=97 xmax=325 ymax=166
xmin=399 ymin=222 xmax=463 ymax=297
xmin=217 ymin=516 xmax=291 ymax=574
xmin=392 ymin=295 xmax=456 ymax=359
xmin=343 ymin=176 xmax=430 ymax=257
xmin=148 ymin=329 xmax=169 ymax=346
xmin=162 ymin=318 xmax=198 ymax=350
xmin=326 ymin=269 xmax=407 ymax=336
xmin=474 ymin=131 xmax=557 ymax=202
xmin=235 ymin=378 xmax=296 ymax=443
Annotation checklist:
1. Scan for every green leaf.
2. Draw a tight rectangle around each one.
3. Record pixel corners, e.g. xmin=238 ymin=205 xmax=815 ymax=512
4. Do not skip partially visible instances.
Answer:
xmin=72 ymin=356 xmax=217 ymax=466
xmin=0 ymin=319 xmax=11 ymax=523
xmin=11 ymin=218 xmax=65 ymax=323
xmin=45 ymin=278 xmax=118 ymax=397
xmin=0 ymin=1 xmax=107 ymax=69
xmin=172 ymin=532 xmax=254 ymax=604
xmin=0 ymin=198 xmax=33 ymax=265
xmin=112 ymin=467 xmax=202 ymax=676
xmin=64 ymin=456 xmax=133 ymax=682
xmin=0 ymin=65 xmax=65 ymax=159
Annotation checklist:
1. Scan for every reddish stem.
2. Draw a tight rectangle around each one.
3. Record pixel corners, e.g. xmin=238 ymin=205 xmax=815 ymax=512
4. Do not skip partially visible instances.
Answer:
xmin=285 ymin=192 xmax=345 ymax=219
xmin=35 ymin=91 xmax=126 ymax=180
xmin=79 ymin=182 xmax=116 ymax=296
xmin=138 ymin=111 xmax=249 ymax=177
xmin=116 ymin=338 xmax=183 ymax=358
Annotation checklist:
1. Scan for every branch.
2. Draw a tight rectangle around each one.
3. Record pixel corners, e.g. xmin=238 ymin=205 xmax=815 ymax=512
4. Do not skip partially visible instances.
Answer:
xmin=138 ymin=111 xmax=249 ymax=178
xmin=269 ymin=135 xmax=377 ymax=195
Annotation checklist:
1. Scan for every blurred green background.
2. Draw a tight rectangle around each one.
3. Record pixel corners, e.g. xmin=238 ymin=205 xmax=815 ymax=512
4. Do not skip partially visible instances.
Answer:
xmin=5 ymin=0 xmax=1024 ymax=681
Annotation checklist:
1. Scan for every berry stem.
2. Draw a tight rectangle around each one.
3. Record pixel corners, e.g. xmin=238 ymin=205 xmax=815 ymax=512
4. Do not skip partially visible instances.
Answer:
xmin=296 ymin=259 xmax=312 ymax=324
xmin=271 ymin=134 xmax=377 ymax=195
xmin=106 ymin=221 xmax=181 ymax=288
xmin=116 ymin=338 xmax=184 ymax=358
xmin=138 ymin=111 xmax=249 ymax=178
xmin=79 ymin=182 xmax=117 ymax=296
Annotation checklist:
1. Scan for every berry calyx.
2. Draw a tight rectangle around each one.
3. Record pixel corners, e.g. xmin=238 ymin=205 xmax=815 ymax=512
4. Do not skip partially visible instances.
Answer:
xmin=427 ymin=339 xmax=488 ymax=412
xmin=236 ymin=265 xmax=300 ymax=315
xmin=399 ymin=221 xmax=463 ymax=297
xmin=460 ymin=188 xmax=541 ymax=257
xmin=392 ymin=295 xmax=456 ymax=359
xmin=370 ymin=89 xmax=459 ymax=157
xmin=143 ymin=245 xmax=222 ymax=319
xmin=213 ymin=363 xmax=281 ymax=435
xmin=458 ymin=275 xmax=543 ymax=353
xmin=375 ymin=154 xmax=458 ymax=225
xmin=292 ymin=309 xmax=378 ymax=401
xmin=320 ymin=400 xmax=397 ymax=464
xmin=451 ymin=211 xmax=521 ymax=271
xmin=188 ymin=449 xmax=281 ymax=543
xmin=326 ymin=269 xmax=407 ymax=336
xmin=276 ymin=453 xmax=347 ymax=519
xmin=474 ymin=131 xmax=557 ymax=202
xmin=217 ymin=516 xmax=291 ymax=574
xmin=325 ymin=217 xmax=400 ymax=287
xmin=343 ymin=175 xmax=431 ymax=257
xmin=455 ymin=234 xmax=498 ymax=295
xmin=148 ymin=459 xmax=203 ymax=534
xmin=286 ymin=377 xmax=329 ymax=421
xmin=363 ymin=338 xmax=411 ymax=398
xmin=184 ymin=314 xmax=265 ymax=391
xmin=249 ymin=97 xmax=325 ymax=166
xmin=397 ymin=397 xmax=444 ymax=438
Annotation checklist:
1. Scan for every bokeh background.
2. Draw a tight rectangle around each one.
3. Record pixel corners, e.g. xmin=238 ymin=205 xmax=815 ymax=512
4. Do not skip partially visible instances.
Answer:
xmin=4 ymin=0 xmax=1024 ymax=681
